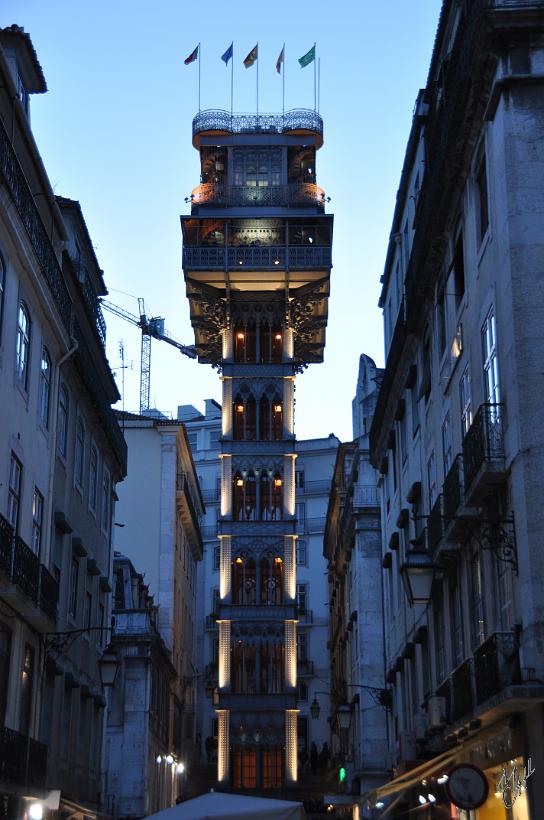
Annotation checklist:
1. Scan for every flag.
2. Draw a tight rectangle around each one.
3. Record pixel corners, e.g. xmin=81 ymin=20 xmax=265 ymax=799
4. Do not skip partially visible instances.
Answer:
xmin=243 ymin=44 xmax=258 ymax=68
xmin=184 ymin=45 xmax=199 ymax=65
xmin=221 ymin=42 xmax=233 ymax=65
xmin=298 ymin=44 xmax=315 ymax=68
xmin=276 ymin=45 xmax=285 ymax=75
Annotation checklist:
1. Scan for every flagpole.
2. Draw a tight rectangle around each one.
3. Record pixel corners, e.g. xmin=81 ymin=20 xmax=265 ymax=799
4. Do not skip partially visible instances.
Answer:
xmin=198 ymin=42 xmax=201 ymax=112
xmin=282 ymin=43 xmax=285 ymax=117
xmin=313 ymin=42 xmax=316 ymax=111
xmin=256 ymin=42 xmax=259 ymax=122
xmin=317 ymin=56 xmax=321 ymax=113
xmin=231 ymin=44 xmax=234 ymax=117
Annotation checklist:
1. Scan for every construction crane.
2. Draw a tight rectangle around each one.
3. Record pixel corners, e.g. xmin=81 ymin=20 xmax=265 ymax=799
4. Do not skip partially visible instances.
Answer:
xmin=101 ymin=297 xmax=197 ymax=414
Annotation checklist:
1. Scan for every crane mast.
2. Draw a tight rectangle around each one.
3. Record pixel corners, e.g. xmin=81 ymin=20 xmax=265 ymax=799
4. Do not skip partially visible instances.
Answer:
xmin=101 ymin=299 xmax=197 ymax=414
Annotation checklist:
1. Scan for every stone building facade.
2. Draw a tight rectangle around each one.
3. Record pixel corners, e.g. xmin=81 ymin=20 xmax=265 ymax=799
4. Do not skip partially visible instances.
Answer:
xmin=369 ymin=1 xmax=544 ymax=816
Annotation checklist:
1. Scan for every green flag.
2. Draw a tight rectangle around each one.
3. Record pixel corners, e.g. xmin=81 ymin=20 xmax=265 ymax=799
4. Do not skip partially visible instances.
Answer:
xmin=298 ymin=44 xmax=315 ymax=68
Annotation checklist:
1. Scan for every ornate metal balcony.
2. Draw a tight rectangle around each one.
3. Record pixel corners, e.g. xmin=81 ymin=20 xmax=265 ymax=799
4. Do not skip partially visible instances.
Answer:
xmin=191 ymin=182 xmax=325 ymax=209
xmin=0 ymin=726 xmax=47 ymax=788
xmin=427 ymin=495 xmax=444 ymax=557
xmin=182 ymin=244 xmax=331 ymax=270
xmin=462 ymin=403 xmax=505 ymax=500
xmin=353 ymin=485 xmax=379 ymax=508
xmin=80 ymin=270 xmax=107 ymax=347
xmin=451 ymin=658 xmax=474 ymax=722
xmin=13 ymin=536 xmax=40 ymax=602
xmin=192 ymin=109 xmax=323 ymax=142
xmin=473 ymin=631 xmax=520 ymax=704
xmin=0 ymin=513 xmax=14 ymax=576
xmin=39 ymin=564 xmax=59 ymax=621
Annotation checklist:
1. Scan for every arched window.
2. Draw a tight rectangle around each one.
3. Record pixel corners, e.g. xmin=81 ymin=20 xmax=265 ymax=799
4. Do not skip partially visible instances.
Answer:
xmin=260 ymin=641 xmax=284 ymax=693
xmin=271 ymin=327 xmax=282 ymax=362
xmin=260 ymin=471 xmax=271 ymax=520
xmin=245 ymin=396 xmax=256 ymax=440
xmin=232 ymin=640 xmax=257 ymax=694
xmin=272 ymin=472 xmax=283 ymax=520
xmin=233 ymin=471 xmax=244 ymax=521
xmin=259 ymin=395 xmax=271 ymax=441
xmin=232 ymin=556 xmax=256 ymax=605
xmin=38 ymin=347 xmax=52 ymax=428
xmin=57 ymin=384 xmax=69 ymax=458
xmin=233 ymin=396 xmax=245 ymax=440
xmin=272 ymin=400 xmax=282 ymax=440
xmin=16 ymin=301 xmax=31 ymax=387
xmin=260 ymin=556 xmax=283 ymax=605
xmin=233 ymin=322 xmax=256 ymax=363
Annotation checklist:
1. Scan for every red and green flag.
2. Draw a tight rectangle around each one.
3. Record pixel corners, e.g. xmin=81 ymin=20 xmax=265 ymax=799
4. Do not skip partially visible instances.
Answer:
xmin=184 ymin=44 xmax=199 ymax=65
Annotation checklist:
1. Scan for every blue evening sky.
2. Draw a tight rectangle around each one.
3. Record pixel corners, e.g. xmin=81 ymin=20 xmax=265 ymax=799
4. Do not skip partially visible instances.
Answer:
xmin=2 ymin=1 xmax=442 ymax=441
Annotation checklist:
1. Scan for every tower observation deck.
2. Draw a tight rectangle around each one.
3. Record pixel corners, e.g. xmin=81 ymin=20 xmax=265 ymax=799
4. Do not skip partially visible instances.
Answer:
xmin=181 ymin=107 xmax=333 ymax=793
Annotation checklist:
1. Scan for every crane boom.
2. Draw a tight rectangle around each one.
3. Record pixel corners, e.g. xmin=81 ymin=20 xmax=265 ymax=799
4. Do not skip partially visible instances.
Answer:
xmin=101 ymin=298 xmax=197 ymax=413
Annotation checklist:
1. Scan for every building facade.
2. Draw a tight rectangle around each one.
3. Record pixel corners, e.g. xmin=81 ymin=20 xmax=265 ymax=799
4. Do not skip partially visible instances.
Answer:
xmin=106 ymin=553 xmax=181 ymax=819
xmin=0 ymin=26 xmax=126 ymax=820
xmin=112 ymin=413 xmax=204 ymax=803
xmin=181 ymin=107 xmax=333 ymax=792
xmin=179 ymin=400 xmax=339 ymax=783
xmin=369 ymin=1 xmax=544 ymax=816
xmin=324 ymin=355 xmax=388 ymax=815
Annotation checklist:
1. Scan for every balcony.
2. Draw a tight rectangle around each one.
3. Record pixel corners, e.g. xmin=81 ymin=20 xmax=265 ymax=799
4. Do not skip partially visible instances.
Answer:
xmin=191 ymin=182 xmax=325 ymax=209
xmin=427 ymin=495 xmax=444 ymax=558
xmin=450 ymin=658 xmax=474 ymax=722
xmin=352 ymin=485 xmax=379 ymax=509
xmin=192 ymin=109 xmax=323 ymax=145
xmin=443 ymin=455 xmax=480 ymax=540
xmin=297 ymin=479 xmax=331 ymax=496
xmin=218 ymin=692 xmax=297 ymax=711
xmin=182 ymin=244 xmax=332 ymax=271
xmin=0 ymin=726 xmax=47 ymax=789
xmin=0 ymin=516 xmax=59 ymax=624
xmin=202 ymin=487 xmax=220 ymax=504
xmin=462 ymin=404 xmax=506 ymax=502
xmin=474 ymin=631 xmax=521 ymax=705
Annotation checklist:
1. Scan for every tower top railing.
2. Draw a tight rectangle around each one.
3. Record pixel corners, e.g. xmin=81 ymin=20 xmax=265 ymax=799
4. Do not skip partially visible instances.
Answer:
xmin=192 ymin=109 xmax=323 ymax=145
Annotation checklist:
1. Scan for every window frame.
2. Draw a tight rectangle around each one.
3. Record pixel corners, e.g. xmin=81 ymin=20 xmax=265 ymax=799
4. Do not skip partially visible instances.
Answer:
xmin=16 ymin=300 xmax=31 ymax=388
xmin=31 ymin=487 xmax=44 ymax=556
xmin=38 ymin=346 xmax=52 ymax=430
xmin=88 ymin=442 xmax=98 ymax=515
xmin=482 ymin=306 xmax=500 ymax=405
xmin=7 ymin=453 xmax=23 ymax=534
xmin=74 ymin=416 xmax=85 ymax=491
xmin=57 ymin=384 xmax=69 ymax=459
xmin=459 ymin=364 xmax=472 ymax=437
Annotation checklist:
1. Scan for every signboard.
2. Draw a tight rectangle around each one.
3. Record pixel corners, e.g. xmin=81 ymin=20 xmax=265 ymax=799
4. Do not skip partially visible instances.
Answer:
xmin=445 ymin=763 xmax=489 ymax=810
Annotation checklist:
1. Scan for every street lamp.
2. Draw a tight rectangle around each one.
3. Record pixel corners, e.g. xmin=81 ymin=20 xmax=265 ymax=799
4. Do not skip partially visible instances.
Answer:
xmin=400 ymin=551 xmax=434 ymax=605
xmin=336 ymin=703 xmax=352 ymax=732
xmin=98 ymin=648 xmax=119 ymax=687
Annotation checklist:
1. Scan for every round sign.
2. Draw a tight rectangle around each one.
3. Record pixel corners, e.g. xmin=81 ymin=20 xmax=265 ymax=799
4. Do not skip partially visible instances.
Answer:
xmin=445 ymin=763 xmax=489 ymax=810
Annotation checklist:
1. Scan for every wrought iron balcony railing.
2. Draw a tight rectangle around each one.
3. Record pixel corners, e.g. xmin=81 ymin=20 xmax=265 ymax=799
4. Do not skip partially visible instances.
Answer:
xmin=450 ymin=658 xmax=474 ymax=722
xmin=192 ymin=109 xmax=323 ymax=139
xmin=80 ymin=269 xmax=107 ymax=347
xmin=443 ymin=455 xmax=463 ymax=529
xmin=191 ymin=182 xmax=325 ymax=209
xmin=0 ymin=726 xmax=47 ymax=788
xmin=353 ymin=485 xmax=379 ymax=508
xmin=474 ymin=631 xmax=520 ymax=704
xmin=182 ymin=244 xmax=332 ymax=271
xmin=0 ymin=515 xmax=59 ymax=621
xmin=462 ymin=403 xmax=505 ymax=492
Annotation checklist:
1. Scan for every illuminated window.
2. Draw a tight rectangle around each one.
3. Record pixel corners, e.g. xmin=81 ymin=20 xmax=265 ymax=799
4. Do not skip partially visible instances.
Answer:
xmin=262 ymin=748 xmax=282 ymax=788
xmin=233 ymin=748 xmax=257 ymax=788
xmin=16 ymin=301 xmax=31 ymax=387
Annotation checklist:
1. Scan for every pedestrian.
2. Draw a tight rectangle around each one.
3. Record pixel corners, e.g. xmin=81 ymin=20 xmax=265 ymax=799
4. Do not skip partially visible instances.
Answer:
xmin=319 ymin=741 xmax=330 ymax=771
xmin=310 ymin=741 xmax=318 ymax=774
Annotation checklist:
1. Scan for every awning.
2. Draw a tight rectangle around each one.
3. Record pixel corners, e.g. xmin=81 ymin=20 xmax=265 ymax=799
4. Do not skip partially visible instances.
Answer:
xmin=366 ymin=749 xmax=457 ymax=802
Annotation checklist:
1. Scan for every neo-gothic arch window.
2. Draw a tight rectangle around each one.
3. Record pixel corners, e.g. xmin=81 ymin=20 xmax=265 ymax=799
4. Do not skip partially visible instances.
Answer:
xmin=259 ymin=393 xmax=283 ymax=441
xmin=233 ymin=148 xmax=281 ymax=188
xmin=259 ymin=322 xmax=283 ymax=363
xmin=232 ymin=555 xmax=256 ymax=605
xmin=234 ymin=321 xmax=256 ymax=362
xmin=260 ymin=554 xmax=283 ymax=605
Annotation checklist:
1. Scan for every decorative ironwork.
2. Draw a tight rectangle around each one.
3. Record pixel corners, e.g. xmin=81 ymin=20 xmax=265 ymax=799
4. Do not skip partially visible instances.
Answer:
xmin=462 ymin=403 xmax=505 ymax=491
xmin=183 ymin=245 xmax=331 ymax=271
xmin=80 ymin=269 xmax=107 ymax=347
xmin=353 ymin=485 xmax=379 ymax=508
xmin=0 ymin=726 xmax=47 ymax=788
xmin=0 ymin=512 xmax=14 ymax=576
xmin=465 ymin=513 xmax=518 ymax=574
xmin=192 ymin=109 xmax=323 ymax=140
xmin=473 ymin=631 xmax=520 ymax=704
xmin=191 ymin=182 xmax=325 ymax=208
xmin=39 ymin=564 xmax=59 ymax=621
xmin=451 ymin=658 xmax=474 ymax=721
xmin=0 ymin=119 xmax=72 ymax=330
xmin=13 ymin=536 xmax=40 ymax=602
xmin=443 ymin=455 xmax=463 ymax=528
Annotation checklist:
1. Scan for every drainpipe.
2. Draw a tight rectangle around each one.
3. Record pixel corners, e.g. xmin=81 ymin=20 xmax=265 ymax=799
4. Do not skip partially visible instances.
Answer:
xmin=42 ymin=336 xmax=78 ymax=566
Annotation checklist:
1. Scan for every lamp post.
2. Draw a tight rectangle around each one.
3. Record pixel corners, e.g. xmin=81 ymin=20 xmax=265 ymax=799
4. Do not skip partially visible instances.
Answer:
xmin=400 ymin=551 xmax=434 ymax=605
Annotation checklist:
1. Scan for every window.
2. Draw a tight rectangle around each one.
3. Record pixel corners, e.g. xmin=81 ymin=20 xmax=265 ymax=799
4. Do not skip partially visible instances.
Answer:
xmin=427 ymin=451 xmax=437 ymax=508
xmin=469 ymin=550 xmax=486 ymax=648
xmin=38 ymin=347 xmax=52 ymax=429
xmin=475 ymin=152 xmax=489 ymax=243
xmin=452 ymin=234 xmax=465 ymax=308
xmin=19 ymin=644 xmax=35 ymax=735
xmin=442 ymin=413 xmax=452 ymax=475
xmin=295 ymin=470 xmax=305 ymax=490
xmin=436 ymin=288 xmax=447 ymax=356
xmin=212 ymin=587 xmax=220 ymax=614
xmin=296 ymin=583 xmax=307 ymax=613
xmin=7 ymin=453 xmax=22 ymax=533
xmin=69 ymin=558 xmax=79 ymax=619
xmin=74 ymin=418 xmax=85 ymax=489
xmin=213 ymin=545 xmax=220 ymax=570
xmin=482 ymin=307 xmax=500 ymax=405
xmin=297 ymin=631 xmax=308 ymax=661
xmin=31 ymin=488 xmax=44 ymax=555
xmin=89 ymin=444 xmax=98 ymax=513
xmin=459 ymin=365 xmax=472 ymax=436
xmin=296 ymin=539 xmax=307 ymax=566
xmin=16 ymin=301 xmax=31 ymax=387
xmin=297 ymin=681 xmax=308 ymax=701
xmin=233 ymin=148 xmax=281 ymax=188
xmin=186 ymin=431 xmax=197 ymax=450
xmin=449 ymin=572 xmax=464 ymax=668
xmin=296 ymin=501 xmax=306 ymax=533
xmin=85 ymin=591 xmax=93 ymax=631
xmin=209 ymin=429 xmax=220 ymax=447
xmin=101 ymin=467 xmax=111 ymax=535
xmin=57 ymin=385 xmax=69 ymax=458
xmin=419 ymin=336 xmax=432 ymax=404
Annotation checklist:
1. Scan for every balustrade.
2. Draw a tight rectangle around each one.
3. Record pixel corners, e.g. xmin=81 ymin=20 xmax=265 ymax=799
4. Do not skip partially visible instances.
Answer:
xmin=193 ymin=109 xmax=323 ymax=139
xmin=13 ymin=536 xmax=40 ymax=602
xmin=443 ymin=455 xmax=463 ymax=529
xmin=182 ymin=245 xmax=331 ymax=270
xmin=474 ymin=631 xmax=520 ymax=704
xmin=451 ymin=658 xmax=474 ymax=721
xmin=462 ymin=403 xmax=505 ymax=493
xmin=0 ymin=726 xmax=47 ymax=788
xmin=0 ymin=512 xmax=13 ymax=575
xmin=39 ymin=564 xmax=59 ymax=620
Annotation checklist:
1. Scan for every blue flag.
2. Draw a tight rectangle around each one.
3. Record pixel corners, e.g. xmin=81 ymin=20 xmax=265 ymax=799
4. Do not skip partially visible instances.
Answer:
xmin=221 ymin=42 xmax=233 ymax=65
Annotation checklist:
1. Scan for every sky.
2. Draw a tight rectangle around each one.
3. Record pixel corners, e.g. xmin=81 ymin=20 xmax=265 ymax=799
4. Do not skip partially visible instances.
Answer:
xmin=2 ymin=1 xmax=443 ymax=441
